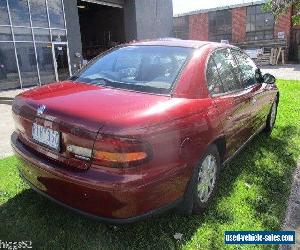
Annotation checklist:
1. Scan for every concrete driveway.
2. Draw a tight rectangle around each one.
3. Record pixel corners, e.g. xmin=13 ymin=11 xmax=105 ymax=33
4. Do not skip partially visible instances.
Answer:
xmin=0 ymin=89 xmax=27 ymax=159
xmin=261 ymin=64 xmax=300 ymax=81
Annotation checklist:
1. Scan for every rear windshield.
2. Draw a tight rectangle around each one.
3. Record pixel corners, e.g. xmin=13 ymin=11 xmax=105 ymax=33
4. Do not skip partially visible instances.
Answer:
xmin=73 ymin=45 xmax=193 ymax=94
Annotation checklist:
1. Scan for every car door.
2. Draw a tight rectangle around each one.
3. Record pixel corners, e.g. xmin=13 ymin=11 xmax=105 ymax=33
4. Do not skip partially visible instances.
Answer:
xmin=231 ymin=49 xmax=269 ymax=134
xmin=206 ymin=48 xmax=253 ymax=158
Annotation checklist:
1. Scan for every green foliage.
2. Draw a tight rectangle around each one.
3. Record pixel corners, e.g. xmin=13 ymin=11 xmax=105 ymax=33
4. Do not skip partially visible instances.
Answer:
xmin=264 ymin=0 xmax=300 ymax=25
xmin=0 ymin=80 xmax=300 ymax=249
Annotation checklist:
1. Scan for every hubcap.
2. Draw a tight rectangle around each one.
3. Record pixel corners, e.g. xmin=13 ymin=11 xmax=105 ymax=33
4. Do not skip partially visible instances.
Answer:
xmin=197 ymin=154 xmax=217 ymax=203
xmin=270 ymin=101 xmax=277 ymax=127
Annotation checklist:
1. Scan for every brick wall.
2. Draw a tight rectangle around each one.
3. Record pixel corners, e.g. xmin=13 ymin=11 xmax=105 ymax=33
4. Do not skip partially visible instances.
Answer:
xmin=188 ymin=8 xmax=247 ymax=43
xmin=184 ymin=4 xmax=293 ymax=60
xmin=189 ymin=13 xmax=208 ymax=41
xmin=274 ymin=7 xmax=292 ymax=45
xmin=231 ymin=7 xmax=246 ymax=43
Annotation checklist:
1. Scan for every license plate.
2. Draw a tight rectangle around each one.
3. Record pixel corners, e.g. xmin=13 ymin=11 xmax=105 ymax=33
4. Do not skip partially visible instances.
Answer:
xmin=32 ymin=123 xmax=60 ymax=151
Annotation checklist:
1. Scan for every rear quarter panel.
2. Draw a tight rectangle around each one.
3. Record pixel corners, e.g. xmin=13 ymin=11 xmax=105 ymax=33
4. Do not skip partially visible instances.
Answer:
xmin=99 ymin=97 xmax=223 ymax=211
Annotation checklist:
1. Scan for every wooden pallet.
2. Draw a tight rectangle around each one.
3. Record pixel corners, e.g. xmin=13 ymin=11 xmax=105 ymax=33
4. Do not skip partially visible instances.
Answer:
xmin=270 ymin=47 xmax=285 ymax=65
xmin=254 ymin=47 xmax=285 ymax=66
xmin=255 ymin=52 xmax=271 ymax=65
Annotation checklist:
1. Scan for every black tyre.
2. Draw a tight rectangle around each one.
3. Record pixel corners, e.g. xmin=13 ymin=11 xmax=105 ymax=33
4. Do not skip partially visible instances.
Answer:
xmin=264 ymin=95 xmax=278 ymax=134
xmin=178 ymin=144 xmax=221 ymax=215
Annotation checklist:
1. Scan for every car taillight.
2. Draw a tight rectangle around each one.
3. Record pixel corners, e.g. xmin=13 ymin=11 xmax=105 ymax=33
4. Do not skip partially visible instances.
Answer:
xmin=92 ymin=135 xmax=152 ymax=168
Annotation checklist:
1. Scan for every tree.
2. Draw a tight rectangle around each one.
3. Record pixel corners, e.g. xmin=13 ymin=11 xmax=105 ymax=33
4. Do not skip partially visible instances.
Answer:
xmin=263 ymin=0 xmax=300 ymax=25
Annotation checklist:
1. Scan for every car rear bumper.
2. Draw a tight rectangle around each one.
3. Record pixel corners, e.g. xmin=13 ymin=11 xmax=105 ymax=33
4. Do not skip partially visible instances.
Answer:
xmin=18 ymin=171 xmax=181 ymax=224
xmin=11 ymin=132 xmax=183 ymax=224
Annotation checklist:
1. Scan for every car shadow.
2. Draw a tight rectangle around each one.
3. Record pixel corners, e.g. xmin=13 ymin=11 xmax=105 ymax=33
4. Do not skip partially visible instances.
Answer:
xmin=0 ymin=125 xmax=298 ymax=249
xmin=0 ymin=97 xmax=14 ymax=105
xmin=218 ymin=125 xmax=298 ymax=227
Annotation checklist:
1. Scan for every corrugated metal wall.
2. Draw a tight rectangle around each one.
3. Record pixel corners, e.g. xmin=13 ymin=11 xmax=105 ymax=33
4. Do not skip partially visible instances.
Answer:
xmin=82 ymin=0 xmax=124 ymax=8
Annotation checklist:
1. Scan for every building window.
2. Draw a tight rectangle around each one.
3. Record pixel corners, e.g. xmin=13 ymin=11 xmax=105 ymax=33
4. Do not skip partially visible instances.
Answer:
xmin=0 ymin=26 xmax=12 ymax=41
xmin=30 ymin=0 xmax=49 ymax=28
xmin=208 ymin=10 xmax=232 ymax=42
xmin=0 ymin=0 xmax=69 ymax=90
xmin=0 ymin=1 xmax=10 ymax=25
xmin=8 ymin=0 xmax=31 ymax=26
xmin=246 ymin=5 xmax=274 ymax=41
xmin=13 ymin=27 xmax=33 ymax=41
xmin=48 ymin=0 xmax=65 ymax=29
xmin=16 ymin=42 xmax=39 ymax=87
xmin=33 ymin=28 xmax=51 ymax=42
xmin=0 ymin=43 xmax=19 ymax=90
xmin=52 ymin=29 xmax=67 ymax=42
xmin=173 ymin=16 xmax=189 ymax=39
xmin=36 ymin=43 xmax=56 ymax=84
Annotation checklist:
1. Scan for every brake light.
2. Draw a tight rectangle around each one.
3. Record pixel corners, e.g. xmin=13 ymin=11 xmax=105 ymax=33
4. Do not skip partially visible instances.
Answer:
xmin=92 ymin=135 xmax=152 ymax=168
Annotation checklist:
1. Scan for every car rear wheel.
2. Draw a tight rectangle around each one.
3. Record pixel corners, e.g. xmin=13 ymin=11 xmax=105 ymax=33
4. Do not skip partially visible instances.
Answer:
xmin=264 ymin=96 xmax=278 ymax=134
xmin=178 ymin=144 xmax=220 ymax=215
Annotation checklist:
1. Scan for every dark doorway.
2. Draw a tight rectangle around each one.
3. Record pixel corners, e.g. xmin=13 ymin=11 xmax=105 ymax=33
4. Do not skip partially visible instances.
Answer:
xmin=290 ymin=29 xmax=300 ymax=63
xmin=53 ymin=44 xmax=70 ymax=81
xmin=77 ymin=1 xmax=125 ymax=61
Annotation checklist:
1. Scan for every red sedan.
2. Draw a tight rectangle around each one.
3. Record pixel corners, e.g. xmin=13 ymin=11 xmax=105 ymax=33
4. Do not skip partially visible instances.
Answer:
xmin=11 ymin=39 xmax=279 ymax=224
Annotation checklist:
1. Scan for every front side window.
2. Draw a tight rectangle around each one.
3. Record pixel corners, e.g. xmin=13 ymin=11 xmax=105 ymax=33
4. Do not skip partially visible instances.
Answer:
xmin=206 ymin=57 xmax=224 ymax=95
xmin=231 ymin=49 xmax=258 ymax=87
xmin=74 ymin=46 xmax=193 ymax=94
xmin=210 ymin=49 xmax=241 ymax=93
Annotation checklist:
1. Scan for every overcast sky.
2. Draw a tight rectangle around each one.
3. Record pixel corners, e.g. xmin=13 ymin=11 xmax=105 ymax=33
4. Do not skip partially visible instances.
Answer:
xmin=173 ymin=0 xmax=260 ymax=15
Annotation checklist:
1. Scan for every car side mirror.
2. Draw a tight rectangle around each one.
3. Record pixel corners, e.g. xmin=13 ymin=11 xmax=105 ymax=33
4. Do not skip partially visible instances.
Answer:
xmin=263 ymin=73 xmax=276 ymax=84
xmin=255 ymin=68 xmax=264 ymax=83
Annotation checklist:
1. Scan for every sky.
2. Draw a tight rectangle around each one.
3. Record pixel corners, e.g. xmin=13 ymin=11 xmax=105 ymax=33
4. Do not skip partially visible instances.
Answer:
xmin=173 ymin=0 xmax=261 ymax=15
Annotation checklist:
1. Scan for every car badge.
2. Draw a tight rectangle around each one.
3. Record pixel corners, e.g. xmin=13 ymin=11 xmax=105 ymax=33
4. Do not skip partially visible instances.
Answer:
xmin=37 ymin=105 xmax=46 ymax=116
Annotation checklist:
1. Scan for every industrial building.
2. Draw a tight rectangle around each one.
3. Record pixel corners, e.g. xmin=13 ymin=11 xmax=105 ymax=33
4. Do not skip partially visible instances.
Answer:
xmin=0 ymin=0 xmax=173 ymax=90
xmin=173 ymin=1 xmax=299 ymax=63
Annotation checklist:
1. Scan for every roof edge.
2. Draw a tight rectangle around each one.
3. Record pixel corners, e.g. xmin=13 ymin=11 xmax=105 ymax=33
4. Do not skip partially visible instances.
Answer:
xmin=173 ymin=0 xmax=266 ymax=17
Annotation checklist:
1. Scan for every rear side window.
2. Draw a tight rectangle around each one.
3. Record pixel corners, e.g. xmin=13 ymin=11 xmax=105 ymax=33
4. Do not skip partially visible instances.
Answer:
xmin=231 ymin=49 xmax=258 ymax=87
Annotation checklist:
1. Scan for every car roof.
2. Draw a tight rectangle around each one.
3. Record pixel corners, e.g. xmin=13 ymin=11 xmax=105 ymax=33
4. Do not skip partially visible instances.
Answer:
xmin=128 ymin=39 xmax=235 ymax=49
